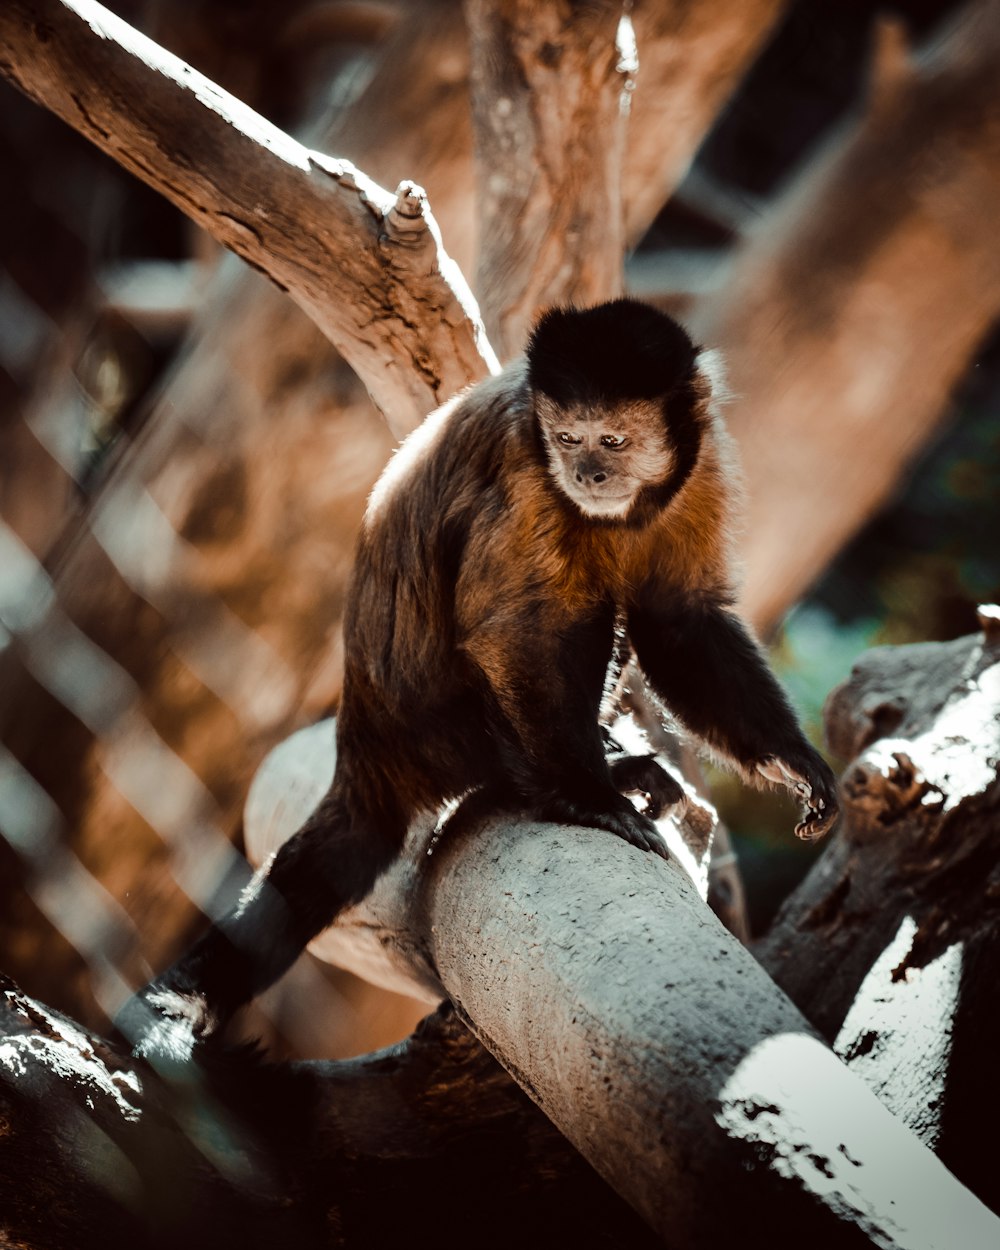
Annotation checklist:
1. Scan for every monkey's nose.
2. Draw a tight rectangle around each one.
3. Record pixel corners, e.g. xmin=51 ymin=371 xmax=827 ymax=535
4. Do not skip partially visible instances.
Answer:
xmin=575 ymin=467 xmax=608 ymax=484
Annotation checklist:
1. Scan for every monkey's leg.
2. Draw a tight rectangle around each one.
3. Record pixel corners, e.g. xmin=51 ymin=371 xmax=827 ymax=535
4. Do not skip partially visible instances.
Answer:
xmin=121 ymin=793 xmax=404 ymax=1052
xmin=628 ymin=595 xmax=838 ymax=840
xmin=468 ymin=629 xmax=669 ymax=858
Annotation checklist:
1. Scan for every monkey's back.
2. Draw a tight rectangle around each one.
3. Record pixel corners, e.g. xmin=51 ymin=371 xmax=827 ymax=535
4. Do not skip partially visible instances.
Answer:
xmin=335 ymin=365 xmax=536 ymax=811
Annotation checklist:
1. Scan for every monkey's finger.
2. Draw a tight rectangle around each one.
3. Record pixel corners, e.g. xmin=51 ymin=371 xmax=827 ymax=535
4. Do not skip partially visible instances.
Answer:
xmin=795 ymin=799 xmax=838 ymax=842
xmin=756 ymin=756 xmax=811 ymax=799
xmin=614 ymin=817 xmax=670 ymax=861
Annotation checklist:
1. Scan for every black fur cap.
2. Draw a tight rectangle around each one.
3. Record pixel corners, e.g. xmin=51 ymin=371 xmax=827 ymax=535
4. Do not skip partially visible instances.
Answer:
xmin=526 ymin=299 xmax=699 ymax=405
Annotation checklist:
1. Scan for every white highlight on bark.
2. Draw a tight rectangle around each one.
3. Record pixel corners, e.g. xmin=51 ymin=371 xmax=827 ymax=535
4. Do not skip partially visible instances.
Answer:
xmin=64 ymin=0 xmax=313 ymax=171
xmin=0 ymin=991 xmax=143 ymax=1122
xmin=835 ymin=915 xmax=962 ymax=1148
xmin=716 ymin=1029 xmax=995 ymax=1250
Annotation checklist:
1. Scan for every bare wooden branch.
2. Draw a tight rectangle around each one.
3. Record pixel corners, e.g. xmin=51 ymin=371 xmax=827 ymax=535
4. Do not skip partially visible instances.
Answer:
xmin=756 ymin=609 xmax=1000 ymax=1213
xmin=0 ymin=0 xmax=497 ymax=432
xmin=240 ymin=721 xmax=999 ymax=1247
xmin=465 ymin=0 xmax=631 ymax=357
xmin=699 ymin=0 xmax=1000 ymax=630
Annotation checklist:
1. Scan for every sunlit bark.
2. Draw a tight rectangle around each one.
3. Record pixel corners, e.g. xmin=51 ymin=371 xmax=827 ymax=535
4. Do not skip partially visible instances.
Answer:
xmin=756 ymin=607 xmax=1000 ymax=1212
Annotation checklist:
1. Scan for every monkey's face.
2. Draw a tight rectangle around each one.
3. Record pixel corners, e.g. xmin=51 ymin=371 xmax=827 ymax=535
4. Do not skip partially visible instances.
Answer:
xmin=536 ymin=397 xmax=674 ymax=518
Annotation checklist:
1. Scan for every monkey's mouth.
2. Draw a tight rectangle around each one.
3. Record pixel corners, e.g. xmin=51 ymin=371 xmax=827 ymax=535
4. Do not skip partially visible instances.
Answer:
xmin=571 ymin=486 xmax=635 ymax=518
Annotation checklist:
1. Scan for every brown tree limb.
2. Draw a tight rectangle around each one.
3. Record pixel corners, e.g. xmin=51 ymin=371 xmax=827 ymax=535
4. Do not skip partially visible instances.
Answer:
xmin=755 ymin=607 xmax=1000 ymax=1213
xmin=0 ymin=0 xmax=498 ymax=433
xmin=624 ymin=0 xmax=787 ymax=241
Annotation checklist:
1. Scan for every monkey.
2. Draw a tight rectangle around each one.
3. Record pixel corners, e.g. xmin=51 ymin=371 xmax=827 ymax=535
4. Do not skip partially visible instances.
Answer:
xmin=124 ymin=298 xmax=838 ymax=1049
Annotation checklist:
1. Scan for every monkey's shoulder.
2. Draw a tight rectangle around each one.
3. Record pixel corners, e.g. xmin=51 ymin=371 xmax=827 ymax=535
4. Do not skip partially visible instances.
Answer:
xmin=364 ymin=362 xmax=531 ymax=531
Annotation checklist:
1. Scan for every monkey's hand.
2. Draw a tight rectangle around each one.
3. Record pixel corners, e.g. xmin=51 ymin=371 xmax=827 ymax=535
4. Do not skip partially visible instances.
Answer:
xmin=542 ymin=791 xmax=670 ymax=860
xmin=607 ymin=753 xmax=685 ymax=820
xmin=756 ymin=750 xmax=839 ymax=841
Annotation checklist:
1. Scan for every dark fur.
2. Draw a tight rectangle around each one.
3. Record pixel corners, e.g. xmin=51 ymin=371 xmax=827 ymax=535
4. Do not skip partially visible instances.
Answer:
xmin=128 ymin=300 xmax=837 ymax=1043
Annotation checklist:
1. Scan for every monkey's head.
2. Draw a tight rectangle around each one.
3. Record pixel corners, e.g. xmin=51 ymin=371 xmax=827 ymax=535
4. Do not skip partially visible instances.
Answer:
xmin=526 ymin=300 xmax=705 ymax=520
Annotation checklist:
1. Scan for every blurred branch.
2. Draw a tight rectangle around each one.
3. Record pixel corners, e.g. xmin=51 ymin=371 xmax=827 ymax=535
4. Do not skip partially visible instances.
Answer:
xmin=700 ymin=0 xmax=1000 ymax=630
xmin=0 ymin=0 xmax=497 ymax=432
xmin=624 ymin=0 xmax=787 ymax=240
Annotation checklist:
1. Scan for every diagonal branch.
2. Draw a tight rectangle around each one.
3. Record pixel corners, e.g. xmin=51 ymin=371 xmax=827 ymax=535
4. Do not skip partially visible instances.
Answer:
xmin=0 ymin=0 xmax=498 ymax=432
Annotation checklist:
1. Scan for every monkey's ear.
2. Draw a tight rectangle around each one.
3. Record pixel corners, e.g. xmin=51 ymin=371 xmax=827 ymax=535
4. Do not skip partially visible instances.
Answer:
xmin=692 ymin=348 xmax=730 ymax=407
xmin=526 ymin=299 xmax=698 ymax=404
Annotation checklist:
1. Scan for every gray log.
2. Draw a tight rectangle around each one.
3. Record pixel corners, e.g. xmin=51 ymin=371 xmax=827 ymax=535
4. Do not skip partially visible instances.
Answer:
xmin=243 ymin=723 xmax=999 ymax=1247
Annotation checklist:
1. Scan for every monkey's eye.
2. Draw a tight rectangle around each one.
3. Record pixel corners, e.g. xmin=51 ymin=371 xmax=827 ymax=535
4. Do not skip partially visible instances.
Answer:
xmin=557 ymin=432 xmax=583 ymax=446
xmin=600 ymin=434 xmax=626 ymax=448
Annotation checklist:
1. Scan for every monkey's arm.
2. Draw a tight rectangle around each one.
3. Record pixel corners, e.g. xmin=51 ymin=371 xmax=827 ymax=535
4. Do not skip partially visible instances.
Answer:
xmin=627 ymin=592 xmax=838 ymax=840
xmin=462 ymin=614 xmax=668 ymax=857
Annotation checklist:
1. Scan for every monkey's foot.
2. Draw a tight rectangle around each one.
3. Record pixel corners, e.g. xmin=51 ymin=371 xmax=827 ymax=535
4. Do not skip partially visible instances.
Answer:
xmin=756 ymin=755 xmax=839 ymax=841
xmin=607 ymin=752 xmax=684 ymax=820
xmin=543 ymin=794 xmax=670 ymax=860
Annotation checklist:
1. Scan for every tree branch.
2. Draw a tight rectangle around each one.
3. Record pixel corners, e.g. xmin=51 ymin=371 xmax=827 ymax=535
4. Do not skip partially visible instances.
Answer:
xmin=0 ymin=984 xmax=660 ymax=1249
xmin=240 ymin=723 xmax=999 ymax=1246
xmin=0 ymin=0 xmax=497 ymax=432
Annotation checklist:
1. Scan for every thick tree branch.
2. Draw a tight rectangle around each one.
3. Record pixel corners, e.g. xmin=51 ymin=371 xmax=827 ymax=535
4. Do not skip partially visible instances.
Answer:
xmin=0 ymin=985 xmax=660 ymax=1249
xmin=0 ymin=0 xmax=498 ymax=432
xmin=239 ymin=724 xmax=998 ymax=1247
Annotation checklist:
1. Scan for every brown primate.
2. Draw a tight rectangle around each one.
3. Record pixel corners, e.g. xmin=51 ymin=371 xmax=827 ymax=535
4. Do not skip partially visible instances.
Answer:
xmin=126 ymin=299 xmax=837 ymax=1048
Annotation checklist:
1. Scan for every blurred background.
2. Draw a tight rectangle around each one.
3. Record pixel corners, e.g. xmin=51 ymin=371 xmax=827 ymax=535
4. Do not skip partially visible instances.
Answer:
xmin=1 ymin=0 xmax=997 ymax=1055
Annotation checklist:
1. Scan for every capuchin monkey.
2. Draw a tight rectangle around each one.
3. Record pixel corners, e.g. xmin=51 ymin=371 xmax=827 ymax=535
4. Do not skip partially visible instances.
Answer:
xmin=125 ymin=299 xmax=838 ymax=1048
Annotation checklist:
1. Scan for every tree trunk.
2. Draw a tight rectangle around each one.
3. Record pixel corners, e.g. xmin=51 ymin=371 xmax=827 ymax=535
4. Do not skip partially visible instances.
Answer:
xmin=466 ymin=0 xmax=630 ymax=357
